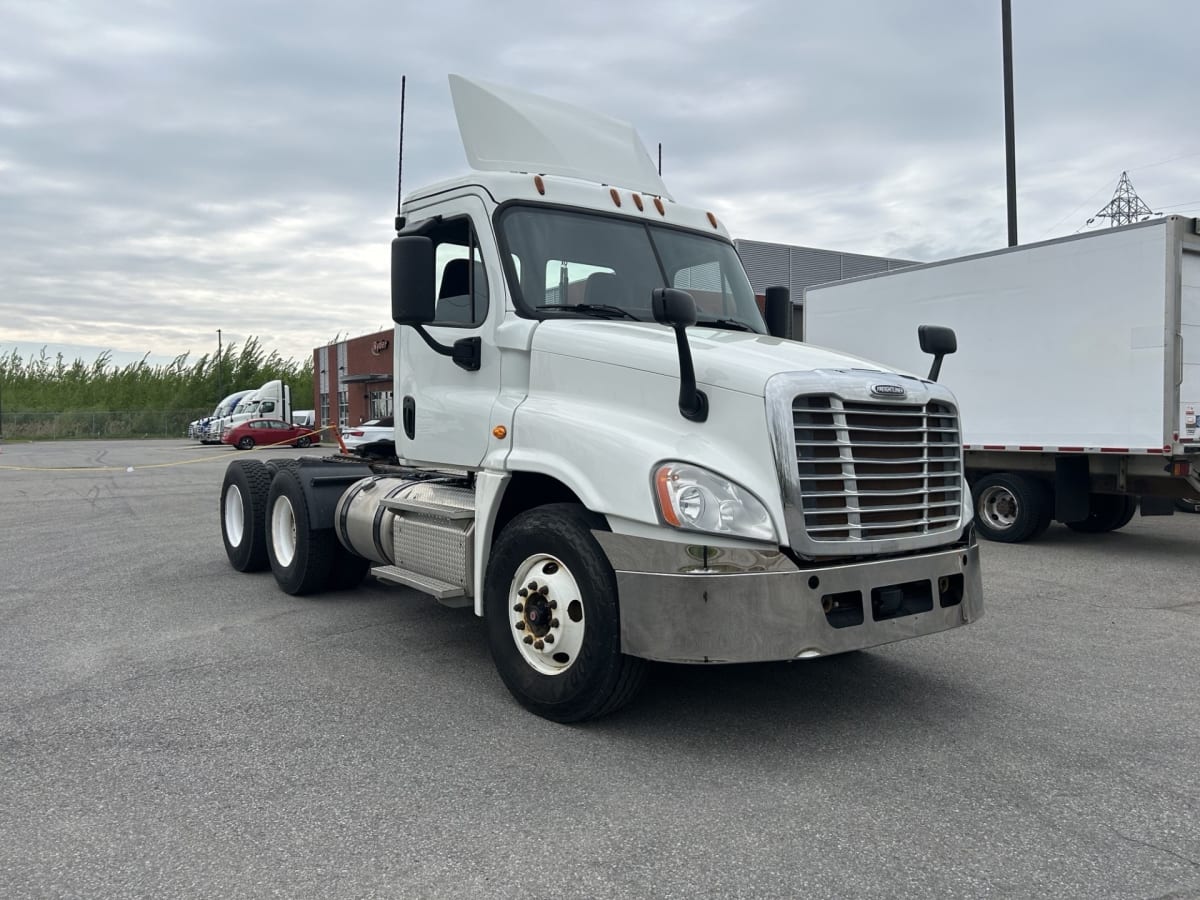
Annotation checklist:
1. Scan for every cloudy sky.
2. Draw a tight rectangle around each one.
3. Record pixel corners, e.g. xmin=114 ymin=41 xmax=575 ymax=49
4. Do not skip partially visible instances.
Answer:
xmin=3 ymin=0 xmax=1199 ymax=365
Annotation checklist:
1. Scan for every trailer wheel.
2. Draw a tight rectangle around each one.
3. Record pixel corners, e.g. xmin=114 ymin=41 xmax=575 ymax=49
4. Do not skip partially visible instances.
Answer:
xmin=1065 ymin=494 xmax=1137 ymax=533
xmin=221 ymin=459 xmax=273 ymax=572
xmin=972 ymin=473 xmax=1052 ymax=543
xmin=265 ymin=468 xmax=337 ymax=595
xmin=484 ymin=504 xmax=646 ymax=723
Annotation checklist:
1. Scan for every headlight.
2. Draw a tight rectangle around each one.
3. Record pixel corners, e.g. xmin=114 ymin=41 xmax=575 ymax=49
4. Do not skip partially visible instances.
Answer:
xmin=653 ymin=462 xmax=776 ymax=543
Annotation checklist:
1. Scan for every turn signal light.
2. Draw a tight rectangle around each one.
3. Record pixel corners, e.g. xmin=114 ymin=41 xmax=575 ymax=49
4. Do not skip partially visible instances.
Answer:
xmin=1170 ymin=460 xmax=1190 ymax=477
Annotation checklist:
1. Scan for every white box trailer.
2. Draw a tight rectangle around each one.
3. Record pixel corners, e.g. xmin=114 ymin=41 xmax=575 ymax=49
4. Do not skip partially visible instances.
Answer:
xmin=804 ymin=216 xmax=1200 ymax=542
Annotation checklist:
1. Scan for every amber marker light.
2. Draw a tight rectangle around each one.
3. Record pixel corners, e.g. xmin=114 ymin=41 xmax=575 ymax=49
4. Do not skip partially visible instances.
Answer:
xmin=609 ymin=188 xmax=621 ymax=207
xmin=633 ymin=194 xmax=644 ymax=211
xmin=533 ymin=175 xmax=545 ymax=195
xmin=653 ymin=197 xmax=665 ymax=215
xmin=706 ymin=212 xmax=719 ymax=229
xmin=655 ymin=467 xmax=681 ymax=526
xmin=493 ymin=425 xmax=508 ymax=439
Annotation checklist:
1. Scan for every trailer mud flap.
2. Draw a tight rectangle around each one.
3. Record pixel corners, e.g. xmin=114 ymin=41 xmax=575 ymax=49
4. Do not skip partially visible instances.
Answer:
xmin=1055 ymin=456 xmax=1090 ymax=522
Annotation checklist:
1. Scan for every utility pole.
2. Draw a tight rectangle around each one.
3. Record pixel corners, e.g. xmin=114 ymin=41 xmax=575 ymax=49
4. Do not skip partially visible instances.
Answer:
xmin=1002 ymin=0 xmax=1018 ymax=246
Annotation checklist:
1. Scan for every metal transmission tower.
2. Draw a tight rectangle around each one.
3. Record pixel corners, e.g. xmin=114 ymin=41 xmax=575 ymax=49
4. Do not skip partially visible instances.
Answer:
xmin=1087 ymin=171 xmax=1159 ymax=228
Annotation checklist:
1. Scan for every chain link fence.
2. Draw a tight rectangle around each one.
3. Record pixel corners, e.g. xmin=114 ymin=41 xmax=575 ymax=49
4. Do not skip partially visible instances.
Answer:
xmin=0 ymin=408 xmax=212 ymax=440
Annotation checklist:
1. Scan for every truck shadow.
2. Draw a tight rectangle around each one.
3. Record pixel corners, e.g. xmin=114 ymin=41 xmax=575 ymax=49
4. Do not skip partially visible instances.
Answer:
xmin=597 ymin=650 xmax=985 ymax=744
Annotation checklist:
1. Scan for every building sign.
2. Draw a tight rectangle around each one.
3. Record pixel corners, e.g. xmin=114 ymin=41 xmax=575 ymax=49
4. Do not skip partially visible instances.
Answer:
xmin=371 ymin=338 xmax=391 ymax=356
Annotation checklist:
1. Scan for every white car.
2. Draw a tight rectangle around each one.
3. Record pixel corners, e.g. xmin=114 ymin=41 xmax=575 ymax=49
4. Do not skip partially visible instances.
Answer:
xmin=341 ymin=417 xmax=395 ymax=454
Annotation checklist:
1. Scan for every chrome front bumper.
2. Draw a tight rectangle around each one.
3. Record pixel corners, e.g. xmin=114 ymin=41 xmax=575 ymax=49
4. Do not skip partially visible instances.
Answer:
xmin=593 ymin=533 xmax=982 ymax=664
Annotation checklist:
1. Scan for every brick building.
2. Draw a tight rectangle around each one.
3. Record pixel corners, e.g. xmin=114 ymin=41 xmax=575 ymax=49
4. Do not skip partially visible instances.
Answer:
xmin=313 ymin=329 xmax=394 ymax=427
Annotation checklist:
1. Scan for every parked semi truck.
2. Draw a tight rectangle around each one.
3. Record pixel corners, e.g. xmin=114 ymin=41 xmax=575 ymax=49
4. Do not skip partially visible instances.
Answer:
xmin=192 ymin=389 xmax=255 ymax=443
xmin=211 ymin=379 xmax=291 ymax=444
xmin=805 ymin=217 xmax=1200 ymax=542
xmin=218 ymin=76 xmax=983 ymax=721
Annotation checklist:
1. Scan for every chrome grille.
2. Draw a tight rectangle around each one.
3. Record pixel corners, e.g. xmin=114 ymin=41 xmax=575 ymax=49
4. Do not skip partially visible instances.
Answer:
xmin=792 ymin=396 xmax=962 ymax=541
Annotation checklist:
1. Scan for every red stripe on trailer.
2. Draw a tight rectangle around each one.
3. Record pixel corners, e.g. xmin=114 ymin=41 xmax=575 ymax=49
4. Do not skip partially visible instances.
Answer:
xmin=1100 ymin=447 xmax=1129 ymax=453
xmin=1147 ymin=448 xmax=1164 ymax=454
xmin=982 ymin=445 xmax=1005 ymax=450
xmin=1017 ymin=445 xmax=1042 ymax=451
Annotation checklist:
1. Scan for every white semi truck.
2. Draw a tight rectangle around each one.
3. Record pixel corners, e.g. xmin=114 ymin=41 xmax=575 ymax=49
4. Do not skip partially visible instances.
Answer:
xmin=192 ymin=389 xmax=255 ymax=443
xmin=805 ymin=216 xmax=1200 ymax=542
xmin=218 ymin=76 xmax=983 ymax=721
xmin=210 ymin=379 xmax=291 ymax=444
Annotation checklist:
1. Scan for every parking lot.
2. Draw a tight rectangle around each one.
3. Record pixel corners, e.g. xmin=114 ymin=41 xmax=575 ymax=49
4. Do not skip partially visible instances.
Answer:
xmin=2 ymin=438 xmax=1198 ymax=899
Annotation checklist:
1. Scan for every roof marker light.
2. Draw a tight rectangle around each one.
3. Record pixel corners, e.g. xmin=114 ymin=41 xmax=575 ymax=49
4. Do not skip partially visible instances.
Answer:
xmin=633 ymin=194 xmax=644 ymax=211
xmin=706 ymin=212 xmax=718 ymax=229
xmin=653 ymin=197 xmax=665 ymax=215
xmin=533 ymin=175 xmax=545 ymax=195
xmin=609 ymin=188 xmax=621 ymax=207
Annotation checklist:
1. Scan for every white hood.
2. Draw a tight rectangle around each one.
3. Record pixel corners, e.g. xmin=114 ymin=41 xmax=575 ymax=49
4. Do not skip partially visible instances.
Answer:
xmin=530 ymin=320 xmax=918 ymax=396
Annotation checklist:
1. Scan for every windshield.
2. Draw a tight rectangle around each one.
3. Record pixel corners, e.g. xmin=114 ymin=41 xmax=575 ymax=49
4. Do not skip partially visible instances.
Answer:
xmin=498 ymin=206 xmax=767 ymax=333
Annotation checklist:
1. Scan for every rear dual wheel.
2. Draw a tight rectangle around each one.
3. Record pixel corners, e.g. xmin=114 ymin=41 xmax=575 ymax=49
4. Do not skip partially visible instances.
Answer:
xmin=1065 ymin=494 xmax=1137 ymax=533
xmin=972 ymin=473 xmax=1053 ymax=543
xmin=266 ymin=469 xmax=369 ymax=594
xmin=221 ymin=460 xmax=273 ymax=571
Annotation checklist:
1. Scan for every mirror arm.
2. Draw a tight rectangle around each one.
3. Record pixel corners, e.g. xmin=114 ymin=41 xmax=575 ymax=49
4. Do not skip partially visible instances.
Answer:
xmin=409 ymin=324 xmax=481 ymax=372
xmin=672 ymin=326 xmax=708 ymax=422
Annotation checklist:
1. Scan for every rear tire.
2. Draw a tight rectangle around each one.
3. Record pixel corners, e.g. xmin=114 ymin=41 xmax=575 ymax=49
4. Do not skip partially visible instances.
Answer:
xmin=265 ymin=469 xmax=337 ymax=595
xmin=296 ymin=436 xmax=312 ymax=448
xmin=972 ymin=473 xmax=1052 ymax=543
xmin=221 ymin=460 xmax=272 ymax=572
xmin=1066 ymin=494 xmax=1137 ymax=533
xmin=484 ymin=504 xmax=646 ymax=723
xmin=237 ymin=436 xmax=255 ymax=450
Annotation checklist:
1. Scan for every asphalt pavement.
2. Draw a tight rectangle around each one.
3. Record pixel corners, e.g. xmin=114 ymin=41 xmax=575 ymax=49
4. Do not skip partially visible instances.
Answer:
xmin=1 ymin=439 xmax=1198 ymax=899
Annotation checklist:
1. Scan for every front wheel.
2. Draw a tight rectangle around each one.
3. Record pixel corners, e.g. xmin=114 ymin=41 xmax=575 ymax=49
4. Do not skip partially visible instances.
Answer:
xmin=484 ymin=504 xmax=646 ymax=723
xmin=237 ymin=436 xmax=255 ymax=450
xmin=296 ymin=436 xmax=312 ymax=448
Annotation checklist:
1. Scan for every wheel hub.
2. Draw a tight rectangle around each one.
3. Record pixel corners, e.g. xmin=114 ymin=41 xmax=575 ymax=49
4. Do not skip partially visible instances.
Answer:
xmin=508 ymin=556 xmax=582 ymax=676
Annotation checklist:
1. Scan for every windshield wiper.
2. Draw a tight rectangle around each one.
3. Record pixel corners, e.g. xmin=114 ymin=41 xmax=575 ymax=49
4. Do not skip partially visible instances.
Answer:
xmin=536 ymin=303 xmax=641 ymax=321
xmin=695 ymin=316 xmax=757 ymax=332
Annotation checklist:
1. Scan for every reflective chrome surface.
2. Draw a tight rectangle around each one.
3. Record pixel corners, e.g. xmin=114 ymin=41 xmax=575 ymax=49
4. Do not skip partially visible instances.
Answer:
xmin=765 ymin=370 xmax=970 ymax=557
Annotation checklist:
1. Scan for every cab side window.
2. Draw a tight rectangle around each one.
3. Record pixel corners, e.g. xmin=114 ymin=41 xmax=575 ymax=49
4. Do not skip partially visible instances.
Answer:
xmin=430 ymin=217 xmax=489 ymax=327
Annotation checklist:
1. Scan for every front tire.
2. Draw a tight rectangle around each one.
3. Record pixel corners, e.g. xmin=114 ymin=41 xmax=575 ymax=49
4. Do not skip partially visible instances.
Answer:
xmin=237 ymin=436 xmax=255 ymax=450
xmin=972 ymin=473 xmax=1052 ymax=543
xmin=220 ymin=459 xmax=272 ymax=571
xmin=484 ymin=504 xmax=646 ymax=723
xmin=265 ymin=469 xmax=338 ymax=595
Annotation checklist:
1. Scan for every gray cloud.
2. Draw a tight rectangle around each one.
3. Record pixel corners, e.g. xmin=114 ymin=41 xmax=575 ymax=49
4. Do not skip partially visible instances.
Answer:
xmin=2 ymin=0 xmax=1198 ymax=363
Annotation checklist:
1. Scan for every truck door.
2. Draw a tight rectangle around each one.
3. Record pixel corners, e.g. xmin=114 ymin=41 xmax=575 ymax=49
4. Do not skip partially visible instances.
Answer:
xmin=396 ymin=196 xmax=502 ymax=469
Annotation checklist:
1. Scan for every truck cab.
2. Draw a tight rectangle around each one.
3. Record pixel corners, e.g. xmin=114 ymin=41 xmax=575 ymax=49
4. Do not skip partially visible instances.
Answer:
xmin=219 ymin=76 xmax=982 ymax=722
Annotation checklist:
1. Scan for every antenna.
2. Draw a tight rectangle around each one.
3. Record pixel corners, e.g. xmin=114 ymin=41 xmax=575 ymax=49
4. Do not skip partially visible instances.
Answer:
xmin=396 ymin=75 xmax=407 ymax=218
xmin=657 ymin=142 xmax=662 ymax=176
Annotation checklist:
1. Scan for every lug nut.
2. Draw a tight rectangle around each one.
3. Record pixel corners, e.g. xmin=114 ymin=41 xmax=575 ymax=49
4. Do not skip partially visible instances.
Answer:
xmin=518 ymin=589 xmax=528 ymax=598
xmin=515 ymin=621 xmax=525 ymax=631
xmin=528 ymin=581 xmax=539 ymax=591
xmin=545 ymin=634 xmax=555 ymax=644
xmin=550 ymin=618 xmax=559 ymax=628
xmin=523 ymin=635 xmax=534 ymax=644
xmin=534 ymin=640 xmax=544 ymax=650
xmin=549 ymin=600 xmax=558 ymax=610
xmin=539 ymin=585 xmax=549 ymax=595
xmin=513 ymin=603 xmax=524 ymax=613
